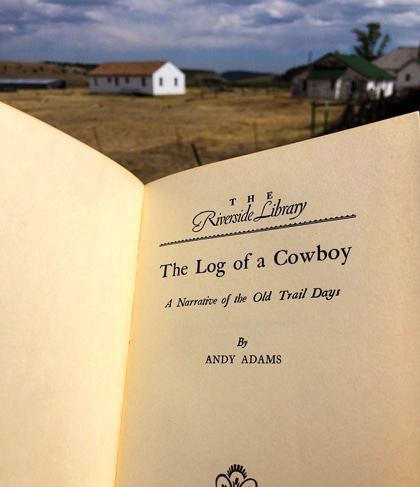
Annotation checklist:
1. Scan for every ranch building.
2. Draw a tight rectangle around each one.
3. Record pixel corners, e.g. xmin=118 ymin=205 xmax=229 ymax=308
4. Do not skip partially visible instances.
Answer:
xmin=88 ymin=61 xmax=185 ymax=96
xmin=291 ymin=52 xmax=395 ymax=100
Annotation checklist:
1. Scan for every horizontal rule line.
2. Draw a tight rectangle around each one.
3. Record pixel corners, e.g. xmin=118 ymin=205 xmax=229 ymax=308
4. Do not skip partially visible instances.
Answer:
xmin=159 ymin=214 xmax=356 ymax=247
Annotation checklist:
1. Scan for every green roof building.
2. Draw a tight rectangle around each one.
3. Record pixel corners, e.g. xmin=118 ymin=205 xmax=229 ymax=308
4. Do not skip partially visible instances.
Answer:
xmin=292 ymin=52 xmax=395 ymax=100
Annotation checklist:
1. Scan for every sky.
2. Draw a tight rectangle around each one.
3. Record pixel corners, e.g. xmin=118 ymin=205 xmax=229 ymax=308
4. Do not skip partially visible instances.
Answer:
xmin=1 ymin=0 xmax=419 ymax=74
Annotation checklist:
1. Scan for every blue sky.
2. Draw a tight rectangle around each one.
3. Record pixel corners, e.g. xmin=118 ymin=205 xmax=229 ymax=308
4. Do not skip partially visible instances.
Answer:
xmin=1 ymin=0 xmax=419 ymax=73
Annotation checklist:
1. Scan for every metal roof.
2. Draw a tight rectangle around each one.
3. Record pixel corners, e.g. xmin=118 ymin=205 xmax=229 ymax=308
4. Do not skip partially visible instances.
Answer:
xmin=332 ymin=53 xmax=395 ymax=80
xmin=309 ymin=53 xmax=395 ymax=81
xmin=0 ymin=78 xmax=64 ymax=84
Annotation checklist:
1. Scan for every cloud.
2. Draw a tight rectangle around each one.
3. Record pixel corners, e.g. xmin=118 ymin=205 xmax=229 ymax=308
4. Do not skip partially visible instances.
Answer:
xmin=44 ymin=0 xmax=117 ymax=5
xmin=0 ymin=0 xmax=419 ymax=71
xmin=0 ymin=0 xmax=96 ymax=32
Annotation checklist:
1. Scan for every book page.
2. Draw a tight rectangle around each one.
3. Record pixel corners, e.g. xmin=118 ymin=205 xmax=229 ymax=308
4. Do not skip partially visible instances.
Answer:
xmin=0 ymin=103 xmax=144 ymax=486
xmin=117 ymin=113 xmax=419 ymax=486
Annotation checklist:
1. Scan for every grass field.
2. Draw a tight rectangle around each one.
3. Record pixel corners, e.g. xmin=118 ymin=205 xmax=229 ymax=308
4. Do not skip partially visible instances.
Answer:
xmin=0 ymin=87 xmax=344 ymax=183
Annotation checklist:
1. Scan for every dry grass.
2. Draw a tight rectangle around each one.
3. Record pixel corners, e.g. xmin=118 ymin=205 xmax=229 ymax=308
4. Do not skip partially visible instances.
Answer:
xmin=0 ymin=87 xmax=344 ymax=183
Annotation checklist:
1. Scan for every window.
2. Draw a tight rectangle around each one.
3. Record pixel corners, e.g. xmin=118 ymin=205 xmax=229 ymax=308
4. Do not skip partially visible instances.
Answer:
xmin=141 ymin=77 xmax=146 ymax=87
xmin=114 ymin=77 xmax=119 ymax=86
xmin=159 ymin=77 xmax=163 ymax=86
xmin=405 ymin=73 xmax=411 ymax=82
xmin=125 ymin=77 xmax=130 ymax=84
xmin=107 ymin=77 xmax=111 ymax=83
xmin=174 ymin=77 xmax=178 ymax=86
xmin=93 ymin=77 xmax=98 ymax=86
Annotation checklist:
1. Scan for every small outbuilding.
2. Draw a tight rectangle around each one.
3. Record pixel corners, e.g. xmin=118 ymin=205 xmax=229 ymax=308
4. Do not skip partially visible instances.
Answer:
xmin=291 ymin=52 xmax=395 ymax=100
xmin=88 ymin=61 xmax=185 ymax=96
xmin=0 ymin=78 xmax=66 ymax=92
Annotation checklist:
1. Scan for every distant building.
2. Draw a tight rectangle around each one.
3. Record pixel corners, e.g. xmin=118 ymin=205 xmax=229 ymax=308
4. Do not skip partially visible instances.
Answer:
xmin=291 ymin=52 xmax=395 ymax=100
xmin=182 ymin=69 xmax=226 ymax=86
xmin=88 ymin=61 xmax=185 ymax=96
xmin=0 ymin=78 xmax=65 ymax=91
xmin=373 ymin=46 xmax=420 ymax=91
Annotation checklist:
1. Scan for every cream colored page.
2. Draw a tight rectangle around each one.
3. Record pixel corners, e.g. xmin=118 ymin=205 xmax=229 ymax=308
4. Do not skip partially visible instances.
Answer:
xmin=0 ymin=103 xmax=143 ymax=486
xmin=117 ymin=113 xmax=419 ymax=486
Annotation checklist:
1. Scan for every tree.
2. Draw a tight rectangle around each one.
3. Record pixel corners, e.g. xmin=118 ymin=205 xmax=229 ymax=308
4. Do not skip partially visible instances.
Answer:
xmin=352 ymin=22 xmax=390 ymax=61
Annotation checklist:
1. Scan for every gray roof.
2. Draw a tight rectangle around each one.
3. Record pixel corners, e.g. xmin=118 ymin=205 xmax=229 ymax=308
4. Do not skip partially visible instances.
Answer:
xmin=373 ymin=47 xmax=419 ymax=70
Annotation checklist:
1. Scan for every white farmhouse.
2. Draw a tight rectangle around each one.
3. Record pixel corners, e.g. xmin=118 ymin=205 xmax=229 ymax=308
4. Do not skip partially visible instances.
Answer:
xmin=88 ymin=61 xmax=185 ymax=95
xmin=373 ymin=46 xmax=420 ymax=91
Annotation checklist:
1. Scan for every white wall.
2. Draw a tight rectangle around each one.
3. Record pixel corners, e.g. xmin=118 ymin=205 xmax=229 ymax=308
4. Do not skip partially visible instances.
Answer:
xmin=89 ymin=75 xmax=153 ymax=95
xmin=366 ymin=80 xmax=394 ymax=98
xmin=396 ymin=61 xmax=420 ymax=90
xmin=305 ymin=73 xmax=393 ymax=100
xmin=152 ymin=62 xmax=185 ymax=95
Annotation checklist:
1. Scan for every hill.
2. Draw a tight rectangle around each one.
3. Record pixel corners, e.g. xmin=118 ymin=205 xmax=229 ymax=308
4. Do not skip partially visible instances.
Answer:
xmin=221 ymin=70 xmax=275 ymax=82
xmin=0 ymin=61 xmax=94 ymax=87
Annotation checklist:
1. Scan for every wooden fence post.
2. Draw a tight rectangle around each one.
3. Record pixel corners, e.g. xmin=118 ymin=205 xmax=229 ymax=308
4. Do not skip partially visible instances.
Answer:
xmin=311 ymin=102 xmax=316 ymax=137
xmin=323 ymin=101 xmax=329 ymax=134
xmin=92 ymin=127 xmax=103 ymax=152
xmin=191 ymin=143 xmax=202 ymax=166
xmin=253 ymin=122 xmax=259 ymax=151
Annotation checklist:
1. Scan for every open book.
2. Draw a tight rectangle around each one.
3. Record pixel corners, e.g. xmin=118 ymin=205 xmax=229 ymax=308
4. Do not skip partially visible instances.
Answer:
xmin=0 ymin=101 xmax=418 ymax=486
